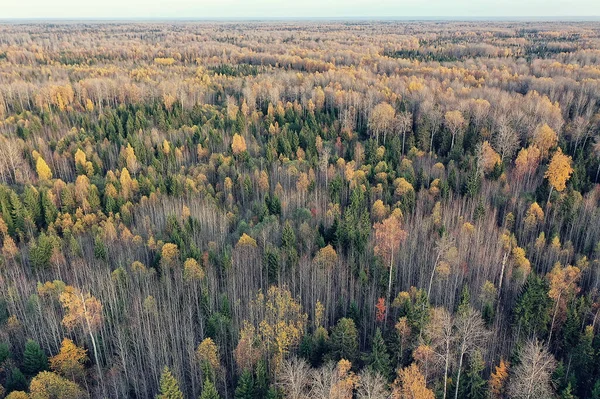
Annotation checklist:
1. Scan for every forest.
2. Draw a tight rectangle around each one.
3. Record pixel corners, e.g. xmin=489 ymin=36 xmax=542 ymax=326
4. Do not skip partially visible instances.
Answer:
xmin=0 ymin=19 xmax=599 ymax=399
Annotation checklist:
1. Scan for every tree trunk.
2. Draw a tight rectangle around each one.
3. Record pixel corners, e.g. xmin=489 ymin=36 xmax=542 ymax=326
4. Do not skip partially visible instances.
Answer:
xmin=454 ymin=350 xmax=465 ymax=399
xmin=385 ymin=251 xmax=394 ymax=326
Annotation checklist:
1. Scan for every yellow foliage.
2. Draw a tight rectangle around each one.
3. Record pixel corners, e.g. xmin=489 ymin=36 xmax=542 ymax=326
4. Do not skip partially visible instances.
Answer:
xmin=49 ymin=338 xmax=88 ymax=382
xmin=154 ymin=57 xmax=176 ymax=66
xmin=533 ymin=123 xmax=558 ymax=158
xmin=183 ymin=258 xmax=205 ymax=282
xmin=59 ymin=286 xmax=103 ymax=332
xmin=545 ymin=147 xmax=573 ymax=192
xmin=313 ymin=244 xmax=338 ymax=269
xmin=29 ymin=371 xmax=83 ymax=399
xmin=231 ymin=133 xmax=247 ymax=155
xmin=392 ymin=363 xmax=434 ymax=399
xmin=196 ymin=338 xmax=220 ymax=373
xmin=36 ymin=156 xmax=52 ymax=181
xmin=237 ymin=233 xmax=257 ymax=247
xmin=479 ymin=140 xmax=501 ymax=173
xmin=489 ymin=359 xmax=509 ymax=398
xmin=161 ymin=243 xmax=179 ymax=266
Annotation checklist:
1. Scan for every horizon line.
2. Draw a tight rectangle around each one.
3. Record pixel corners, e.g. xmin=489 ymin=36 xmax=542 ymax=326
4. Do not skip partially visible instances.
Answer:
xmin=2 ymin=16 xmax=600 ymax=22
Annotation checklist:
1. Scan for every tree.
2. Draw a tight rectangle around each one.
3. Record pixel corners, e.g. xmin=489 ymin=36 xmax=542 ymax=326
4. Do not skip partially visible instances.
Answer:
xmin=367 ymin=328 xmax=392 ymax=380
xmin=196 ymin=338 xmax=221 ymax=380
xmin=444 ymin=110 xmax=466 ymax=150
xmin=356 ymin=369 xmax=389 ymax=399
xmin=200 ymin=378 xmax=221 ymax=399
xmin=310 ymin=359 xmax=357 ymax=399
xmin=156 ymin=366 xmax=184 ymax=399
xmin=232 ymin=134 xmax=247 ymax=155
xmin=477 ymin=141 xmax=501 ymax=175
xmin=235 ymin=369 xmax=255 ymax=399
xmin=277 ymin=357 xmax=310 ymax=399
xmin=544 ymin=148 xmax=573 ymax=202
xmin=245 ymin=286 xmax=307 ymax=369
xmin=5 ymin=392 xmax=29 ymax=399
xmin=369 ymin=102 xmax=396 ymax=144
xmin=373 ymin=213 xmax=407 ymax=323
xmin=23 ymin=339 xmax=48 ymax=377
xmin=453 ymin=295 xmax=488 ymax=399
xmin=457 ymin=350 xmax=486 ymax=399
xmin=59 ymin=286 xmax=103 ymax=386
xmin=36 ymin=156 xmax=52 ymax=181
xmin=329 ymin=318 xmax=358 ymax=363
xmin=513 ymin=274 xmax=552 ymax=339
xmin=515 ymin=146 xmax=541 ymax=179
xmin=49 ymin=338 xmax=88 ymax=382
xmin=533 ymin=123 xmax=558 ymax=159
xmin=489 ymin=359 xmax=509 ymax=398
xmin=547 ymin=263 xmax=581 ymax=344
xmin=507 ymin=340 xmax=556 ymax=399
xmin=29 ymin=371 xmax=83 ymax=399
xmin=392 ymin=363 xmax=435 ymax=399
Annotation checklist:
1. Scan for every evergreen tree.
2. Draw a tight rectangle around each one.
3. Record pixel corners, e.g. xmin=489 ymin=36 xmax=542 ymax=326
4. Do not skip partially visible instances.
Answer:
xmin=329 ymin=318 xmax=358 ymax=362
xmin=591 ymin=380 xmax=600 ymax=399
xmin=572 ymin=326 xmax=594 ymax=397
xmin=200 ymin=378 xmax=221 ymax=399
xmin=458 ymin=350 xmax=486 ymax=399
xmin=513 ymin=274 xmax=552 ymax=338
xmin=560 ymin=383 xmax=577 ymax=399
xmin=23 ymin=339 xmax=48 ymax=376
xmin=6 ymin=367 xmax=27 ymax=392
xmin=157 ymin=366 xmax=184 ymax=399
xmin=254 ymin=359 xmax=269 ymax=398
xmin=235 ymin=369 xmax=255 ymax=399
xmin=367 ymin=328 xmax=392 ymax=380
xmin=0 ymin=342 xmax=10 ymax=363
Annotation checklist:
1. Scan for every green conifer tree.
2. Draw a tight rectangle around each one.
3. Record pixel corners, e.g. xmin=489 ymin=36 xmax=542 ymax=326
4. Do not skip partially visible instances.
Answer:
xmin=367 ymin=328 xmax=392 ymax=380
xmin=329 ymin=318 xmax=358 ymax=362
xmin=235 ymin=369 xmax=255 ymax=399
xmin=200 ymin=378 xmax=220 ymax=399
xmin=156 ymin=366 xmax=184 ymax=399
xmin=23 ymin=339 xmax=48 ymax=377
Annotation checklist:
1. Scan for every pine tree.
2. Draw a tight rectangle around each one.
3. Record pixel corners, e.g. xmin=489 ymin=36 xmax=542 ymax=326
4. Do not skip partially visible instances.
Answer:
xmin=156 ymin=366 xmax=184 ymax=399
xmin=200 ymin=378 xmax=221 ymax=399
xmin=367 ymin=328 xmax=392 ymax=380
xmin=235 ymin=369 xmax=255 ymax=399
xmin=23 ymin=339 xmax=48 ymax=377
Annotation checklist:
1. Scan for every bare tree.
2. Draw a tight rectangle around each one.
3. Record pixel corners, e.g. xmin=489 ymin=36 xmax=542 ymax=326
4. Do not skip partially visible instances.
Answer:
xmin=356 ymin=369 xmax=389 ymax=399
xmin=278 ymin=357 xmax=311 ymax=399
xmin=507 ymin=340 xmax=556 ymax=399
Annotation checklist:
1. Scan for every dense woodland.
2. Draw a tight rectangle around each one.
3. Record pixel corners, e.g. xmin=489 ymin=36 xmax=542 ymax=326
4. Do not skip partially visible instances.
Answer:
xmin=0 ymin=20 xmax=600 ymax=399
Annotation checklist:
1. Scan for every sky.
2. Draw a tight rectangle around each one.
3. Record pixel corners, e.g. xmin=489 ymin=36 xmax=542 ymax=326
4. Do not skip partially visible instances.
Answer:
xmin=1 ymin=0 xmax=599 ymax=20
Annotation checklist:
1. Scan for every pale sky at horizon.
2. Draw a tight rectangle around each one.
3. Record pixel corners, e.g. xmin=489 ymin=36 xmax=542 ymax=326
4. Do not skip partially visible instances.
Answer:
xmin=2 ymin=0 xmax=600 ymax=20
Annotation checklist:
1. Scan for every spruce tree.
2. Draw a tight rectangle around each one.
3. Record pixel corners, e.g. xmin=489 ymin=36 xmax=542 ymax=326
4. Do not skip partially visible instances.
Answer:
xmin=458 ymin=350 xmax=486 ymax=399
xmin=329 ymin=318 xmax=358 ymax=362
xmin=200 ymin=378 xmax=220 ymax=399
xmin=6 ymin=367 xmax=27 ymax=392
xmin=234 ymin=369 xmax=255 ymax=399
xmin=367 ymin=328 xmax=392 ymax=380
xmin=22 ymin=339 xmax=48 ymax=377
xmin=513 ymin=274 xmax=551 ymax=338
xmin=254 ymin=359 xmax=269 ymax=398
xmin=157 ymin=366 xmax=184 ymax=399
